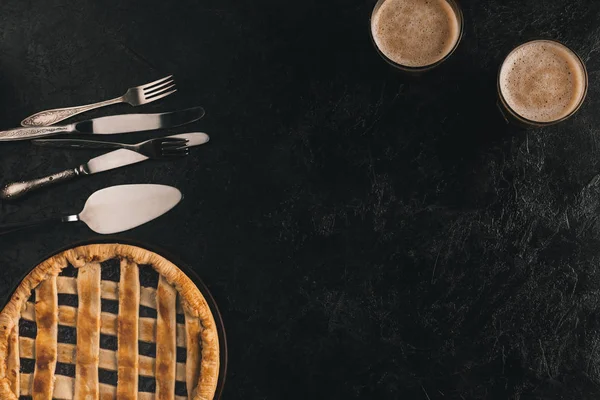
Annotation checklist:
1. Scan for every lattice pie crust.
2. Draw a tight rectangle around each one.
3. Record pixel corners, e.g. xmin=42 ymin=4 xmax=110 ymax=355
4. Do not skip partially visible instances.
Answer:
xmin=0 ymin=243 xmax=220 ymax=400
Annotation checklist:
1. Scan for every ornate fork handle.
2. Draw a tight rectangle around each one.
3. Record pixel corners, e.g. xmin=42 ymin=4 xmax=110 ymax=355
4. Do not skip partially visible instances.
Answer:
xmin=21 ymin=97 xmax=123 ymax=127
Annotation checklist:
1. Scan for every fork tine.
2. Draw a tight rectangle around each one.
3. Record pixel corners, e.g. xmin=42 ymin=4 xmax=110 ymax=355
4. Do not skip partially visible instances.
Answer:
xmin=162 ymin=152 xmax=189 ymax=158
xmin=143 ymin=79 xmax=174 ymax=95
xmin=145 ymin=83 xmax=176 ymax=99
xmin=160 ymin=138 xmax=188 ymax=145
xmin=162 ymin=148 xmax=190 ymax=156
xmin=139 ymin=75 xmax=173 ymax=90
xmin=162 ymin=144 xmax=189 ymax=152
xmin=161 ymin=140 xmax=188 ymax=149
xmin=162 ymin=145 xmax=188 ymax=151
xmin=145 ymin=89 xmax=177 ymax=103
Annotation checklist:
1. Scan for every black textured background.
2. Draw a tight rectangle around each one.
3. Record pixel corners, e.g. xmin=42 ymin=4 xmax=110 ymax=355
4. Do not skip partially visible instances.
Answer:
xmin=1 ymin=0 xmax=600 ymax=398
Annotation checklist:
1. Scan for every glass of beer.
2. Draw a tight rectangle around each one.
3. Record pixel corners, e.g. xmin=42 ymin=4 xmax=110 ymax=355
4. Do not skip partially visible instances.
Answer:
xmin=370 ymin=0 xmax=464 ymax=73
xmin=497 ymin=39 xmax=588 ymax=127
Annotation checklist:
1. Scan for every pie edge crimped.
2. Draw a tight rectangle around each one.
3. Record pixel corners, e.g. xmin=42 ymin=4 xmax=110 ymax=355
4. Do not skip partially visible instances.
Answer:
xmin=0 ymin=243 xmax=220 ymax=400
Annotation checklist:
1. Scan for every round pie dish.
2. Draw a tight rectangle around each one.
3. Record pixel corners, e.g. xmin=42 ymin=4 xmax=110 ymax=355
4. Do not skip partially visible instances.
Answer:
xmin=0 ymin=240 xmax=227 ymax=400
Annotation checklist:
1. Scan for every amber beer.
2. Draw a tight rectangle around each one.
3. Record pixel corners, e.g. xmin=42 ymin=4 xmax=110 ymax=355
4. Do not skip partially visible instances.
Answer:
xmin=498 ymin=40 xmax=588 ymax=126
xmin=370 ymin=0 xmax=463 ymax=72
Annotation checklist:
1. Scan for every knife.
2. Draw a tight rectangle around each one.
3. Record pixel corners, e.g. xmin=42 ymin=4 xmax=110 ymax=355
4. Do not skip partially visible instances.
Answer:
xmin=0 ymin=132 xmax=209 ymax=200
xmin=0 ymin=106 xmax=205 ymax=141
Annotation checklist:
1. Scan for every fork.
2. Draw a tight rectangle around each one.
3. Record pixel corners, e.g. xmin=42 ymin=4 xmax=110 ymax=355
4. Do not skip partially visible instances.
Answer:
xmin=32 ymin=137 xmax=190 ymax=159
xmin=21 ymin=75 xmax=177 ymax=127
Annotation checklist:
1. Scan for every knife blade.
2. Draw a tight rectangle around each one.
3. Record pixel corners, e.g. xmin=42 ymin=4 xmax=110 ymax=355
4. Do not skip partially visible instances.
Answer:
xmin=0 ymin=106 xmax=205 ymax=141
xmin=0 ymin=133 xmax=209 ymax=200
xmin=85 ymin=132 xmax=209 ymax=173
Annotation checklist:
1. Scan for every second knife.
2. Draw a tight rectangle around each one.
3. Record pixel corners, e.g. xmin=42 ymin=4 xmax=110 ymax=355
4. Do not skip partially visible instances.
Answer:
xmin=0 ymin=132 xmax=209 ymax=200
xmin=0 ymin=106 xmax=205 ymax=141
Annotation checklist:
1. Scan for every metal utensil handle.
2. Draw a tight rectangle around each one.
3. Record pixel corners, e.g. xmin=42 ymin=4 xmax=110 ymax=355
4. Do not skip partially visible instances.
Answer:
xmin=33 ymin=138 xmax=129 ymax=151
xmin=0 ymin=168 xmax=84 ymax=200
xmin=0 ymin=216 xmax=69 ymax=236
xmin=21 ymin=97 xmax=123 ymax=127
xmin=0 ymin=125 xmax=73 ymax=141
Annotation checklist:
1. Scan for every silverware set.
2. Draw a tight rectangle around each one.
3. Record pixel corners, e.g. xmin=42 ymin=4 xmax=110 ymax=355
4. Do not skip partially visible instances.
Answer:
xmin=1 ymin=132 xmax=209 ymax=200
xmin=0 ymin=75 xmax=210 ymax=233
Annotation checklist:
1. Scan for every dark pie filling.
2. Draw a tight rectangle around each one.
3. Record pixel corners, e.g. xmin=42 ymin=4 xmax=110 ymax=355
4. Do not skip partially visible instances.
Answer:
xmin=59 ymin=264 xmax=78 ymax=278
xmin=100 ymin=298 xmax=118 ymax=314
xmin=55 ymin=362 xmax=76 ymax=377
xmin=58 ymin=294 xmax=78 ymax=308
xmin=99 ymin=259 xmax=120 ymax=282
xmin=138 ymin=264 xmax=159 ymax=288
xmin=57 ymin=325 xmax=77 ymax=345
xmin=18 ymin=319 xmax=36 ymax=338
xmin=139 ymin=304 xmax=158 ymax=319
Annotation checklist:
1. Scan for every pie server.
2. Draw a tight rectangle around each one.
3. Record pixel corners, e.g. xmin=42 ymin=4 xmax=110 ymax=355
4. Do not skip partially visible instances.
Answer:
xmin=0 ymin=132 xmax=209 ymax=201
xmin=0 ymin=184 xmax=182 ymax=235
xmin=0 ymin=106 xmax=205 ymax=141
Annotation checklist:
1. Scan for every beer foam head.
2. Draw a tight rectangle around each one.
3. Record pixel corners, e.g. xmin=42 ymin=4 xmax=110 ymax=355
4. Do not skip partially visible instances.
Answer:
xmin=499 ymin=40 xmax=587 ymax=123
xmin=371 ymin=0 xmax=461 ymax=67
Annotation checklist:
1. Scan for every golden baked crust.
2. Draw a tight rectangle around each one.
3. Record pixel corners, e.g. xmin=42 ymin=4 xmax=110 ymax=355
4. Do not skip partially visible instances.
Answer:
xmin=74 ymin=263 xmax=101 ymax=399
xmin=33 ymin=276 xmax=58 ymax=400
xmin=0 ymin=243 xmax=220 ymax=400
xmin=117 ymin=259 xmax=140 ymax=400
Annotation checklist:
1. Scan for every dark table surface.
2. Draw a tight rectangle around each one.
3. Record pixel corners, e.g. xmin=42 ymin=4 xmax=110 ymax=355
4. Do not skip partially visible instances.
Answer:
xmin=1 ymin=0 xmax=600 ymax=398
